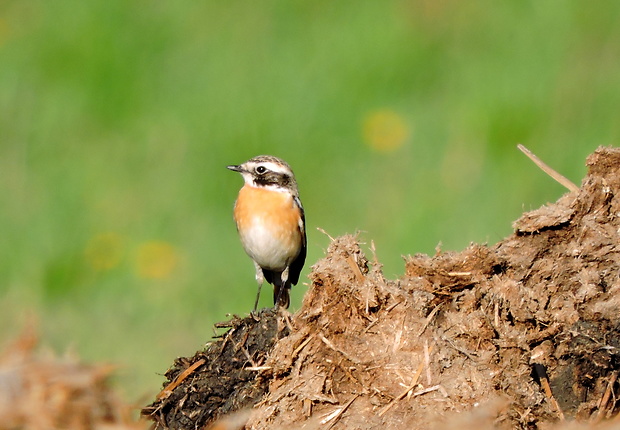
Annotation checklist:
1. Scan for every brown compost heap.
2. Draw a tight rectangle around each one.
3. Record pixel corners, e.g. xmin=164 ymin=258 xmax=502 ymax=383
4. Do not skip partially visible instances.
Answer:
xmin=143 ymin=147 xmax=620 ymax=429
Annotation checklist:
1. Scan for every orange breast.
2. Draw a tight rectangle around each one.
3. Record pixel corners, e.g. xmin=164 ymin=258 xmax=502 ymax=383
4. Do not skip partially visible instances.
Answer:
xmin=233 ymin=185 xmax=303 ymax=269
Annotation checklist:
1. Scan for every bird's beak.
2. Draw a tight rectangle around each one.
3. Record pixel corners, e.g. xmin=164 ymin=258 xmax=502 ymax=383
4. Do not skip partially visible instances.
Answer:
xmin=227 ymin=164 xmax=243 ymax=172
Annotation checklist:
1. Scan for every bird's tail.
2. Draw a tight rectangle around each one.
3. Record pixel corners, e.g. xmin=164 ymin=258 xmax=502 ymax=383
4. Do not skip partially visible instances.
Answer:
xmin=273 ymin=280 xmax=291 ymax=309
xmin=264 ymin=268 xmax=291 ymax=309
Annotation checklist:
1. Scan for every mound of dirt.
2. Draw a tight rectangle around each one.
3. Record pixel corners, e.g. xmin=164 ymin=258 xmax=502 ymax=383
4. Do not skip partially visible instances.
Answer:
xmin=0 ymin=326 xmax=144 ymax=430
xmin=142 ymin=309 xmax=289 ymax=428
xmin=143 ymin=147 xmax=620 ymax=429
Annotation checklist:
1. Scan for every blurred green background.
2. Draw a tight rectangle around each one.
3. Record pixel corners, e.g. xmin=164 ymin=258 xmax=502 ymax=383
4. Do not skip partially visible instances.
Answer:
xmin=2 ymin=0 xmax=620 ymax=400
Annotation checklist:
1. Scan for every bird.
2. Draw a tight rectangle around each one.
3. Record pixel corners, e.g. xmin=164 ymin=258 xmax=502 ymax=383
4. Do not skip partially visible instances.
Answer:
xmin=227 ymin=155 xmax=306 ymax=310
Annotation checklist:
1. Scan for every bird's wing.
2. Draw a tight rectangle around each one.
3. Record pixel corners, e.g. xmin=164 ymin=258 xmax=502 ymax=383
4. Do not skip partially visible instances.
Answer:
xmin=288 ymin=195 xmax=307 ymax=286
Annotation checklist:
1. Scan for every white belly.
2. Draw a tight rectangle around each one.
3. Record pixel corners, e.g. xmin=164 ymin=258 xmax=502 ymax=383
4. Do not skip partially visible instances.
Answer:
xmin=239 ymin=220 xmax=301 ymax=271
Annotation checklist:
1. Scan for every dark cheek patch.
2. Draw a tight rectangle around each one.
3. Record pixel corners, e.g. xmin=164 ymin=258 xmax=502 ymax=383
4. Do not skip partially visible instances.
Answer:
xmin=255 ymin=173 xmax=290 ymax=188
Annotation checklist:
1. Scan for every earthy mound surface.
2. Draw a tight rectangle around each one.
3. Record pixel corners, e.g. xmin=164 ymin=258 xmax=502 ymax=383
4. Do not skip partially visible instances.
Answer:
xmin=143 ymin=147 xmax=620 ymax=429
xmin=0 ymin=326 xmax=143 ymax=430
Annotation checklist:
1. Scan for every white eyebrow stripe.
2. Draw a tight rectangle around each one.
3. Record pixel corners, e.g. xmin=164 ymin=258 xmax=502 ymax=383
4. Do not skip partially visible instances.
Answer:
xmin=259 ymin=161 xmax=292 ymax=175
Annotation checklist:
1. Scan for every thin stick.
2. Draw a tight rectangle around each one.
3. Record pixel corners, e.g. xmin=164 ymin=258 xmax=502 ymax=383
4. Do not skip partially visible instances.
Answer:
xmin=345 ymin=255 xmax=366 ymax=283
xmin=378 ymin=345 xmax=434 ymax=416
xmin=424 ymin=340 xmax=432 ymax=386
xmin=594 ymin=371 xmax=618 ymax=422
xmin=245 ymin=366 xmax=272 ymax=371
xmin=322 ymin=394 xmax=359 ymax=429
xmin=517 ymin=144 xmax=579 ymax=193
xmin=291 ymin=333 xmax=314 ymax=360
xmin=385 ymin=300 xmax=403 ymax=313
xmin=412 ymin=385 xmax=443 ymax=398
xmin=363 ymin=317 xmax=379 ymax=333
xmin=533 ymin=364 xmax=565 ymax=421
xmin=156 ymin=358 xmax=206 ymax=401
xmin=317 ymin=227 xmax=335 ymax=241
xmin=417 ymin=304 xmax=441 ymax=337
xmin=540 ymin=377 xmax=565 ymax=421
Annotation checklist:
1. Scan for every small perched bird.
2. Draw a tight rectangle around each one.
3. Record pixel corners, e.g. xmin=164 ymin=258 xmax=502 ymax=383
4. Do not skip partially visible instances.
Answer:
xmin=227 ymin=155 xmax=307 ymax=309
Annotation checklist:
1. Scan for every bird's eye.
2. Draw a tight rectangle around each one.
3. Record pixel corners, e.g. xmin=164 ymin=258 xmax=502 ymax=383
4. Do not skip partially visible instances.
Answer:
xmin=255 ymin=166 xmax=267 ymax=174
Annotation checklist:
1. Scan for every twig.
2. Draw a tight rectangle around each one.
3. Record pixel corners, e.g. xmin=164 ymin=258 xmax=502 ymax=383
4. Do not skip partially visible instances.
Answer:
xmin=412 ymin=384 xmax=444 ymax=398
xmin=417 ymin=304 xmax=441 ymax=337
xmin=245 ymin=366 xmax=272 ymax=371
xmin=292 ymin=333 xmax=314 ymax=360
xmin=236 ymin=329 xmax=257 ymax=367
xmin=593 ymin=371 xmax=618 ymax=422
xmin=345 ymin=255 xmax=366 ymax=283
xmin=540 ymin=378 xmax=564 ymax=420
xmin=156 ymin=358 xmax=206 ymax=401
xmin=316 ymin=227 xmax=335 ymax=241
xmin=363 ymin=317 xmax=379 ymax=333
xmin=424 ymin=340 xmax=432 ymax=386
xmin=322 ymin=394 xmax=359 ymax=429
xmin=378 ymin=345 xmax=434 ymax=416
xmin=280 ymin=309 xmax=294 ymax=332
xmin=533 ymin=364 xmax=565 ymax=421
xmin=370 ymin=240 xmax=380 ymax=266
xmin=517 ymin=144 xmax=579 ymax=193
xmin=385 ymin=300 xmax=403 ymax=313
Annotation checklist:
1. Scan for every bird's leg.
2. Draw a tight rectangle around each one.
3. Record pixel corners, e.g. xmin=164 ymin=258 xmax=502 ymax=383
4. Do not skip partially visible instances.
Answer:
xmin=253 ymin=287 xmax=262 ymax=313
xmin=253 ymin=262 xmax=264 ymax=312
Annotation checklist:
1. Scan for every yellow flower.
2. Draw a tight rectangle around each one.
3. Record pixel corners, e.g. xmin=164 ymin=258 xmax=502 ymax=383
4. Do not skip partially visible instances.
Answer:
xmin=84 ymin=233 xmax=124 ymax=271
xmin=135 ymin=241 xmax=179 ymax=280
xmin=363 ymin=109 xmax=410 ymax=152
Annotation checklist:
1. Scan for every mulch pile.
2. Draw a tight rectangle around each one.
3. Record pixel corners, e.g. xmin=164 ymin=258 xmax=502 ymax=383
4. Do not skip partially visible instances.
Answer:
xmin=0 ymin=326 xmax=144 ymax=430
xmin=142 ymin=147 xmax=620 ymax=429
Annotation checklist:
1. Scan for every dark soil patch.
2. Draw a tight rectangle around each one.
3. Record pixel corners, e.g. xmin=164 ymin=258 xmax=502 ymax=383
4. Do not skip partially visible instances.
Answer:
xmin=142 ymin=309 xmax=288 ymax=428
xmin=142 ymin=147 xmax=620 ymax=429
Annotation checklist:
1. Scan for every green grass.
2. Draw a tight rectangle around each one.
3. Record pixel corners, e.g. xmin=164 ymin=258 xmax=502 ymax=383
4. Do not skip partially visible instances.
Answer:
xmin=2 ymin=0 xmax=620 ymax=400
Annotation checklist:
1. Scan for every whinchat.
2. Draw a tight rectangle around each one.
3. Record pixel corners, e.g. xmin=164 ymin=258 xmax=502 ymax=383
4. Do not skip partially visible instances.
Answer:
xmin=227 ymin=155 xmax=307 ymax=310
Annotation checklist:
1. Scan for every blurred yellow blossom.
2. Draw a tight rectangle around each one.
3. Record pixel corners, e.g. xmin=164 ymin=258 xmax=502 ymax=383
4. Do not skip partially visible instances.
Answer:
xmin=84 ymin=232 xmax=124 ymax=271
xmin=363 ymin=109 xmax=410 ymax=152
xmin=135 ymin=241 xmax=179 ymax=280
